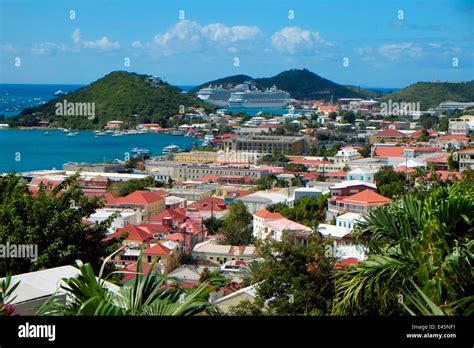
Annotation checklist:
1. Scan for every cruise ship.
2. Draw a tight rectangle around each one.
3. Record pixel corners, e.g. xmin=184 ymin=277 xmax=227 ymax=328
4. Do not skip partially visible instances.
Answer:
xmin=196 ymin=83 xmax=249 ymax=107
xmin=228 ymin=85 xmax=290 ymax=108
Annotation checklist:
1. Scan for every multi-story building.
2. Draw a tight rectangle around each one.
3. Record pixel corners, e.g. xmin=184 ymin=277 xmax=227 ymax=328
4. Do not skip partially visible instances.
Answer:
xmin=327 ymin=189 xmax=391 ymax=220
xmin=455 ymin=148 xmax=474 ymax=172
xmin=191 ymin=240 xmax=257 ymax=265
xmin=104 ymin=190 xmax=167 ymax=221
xmin=63 ymin=161 xmax=126 ymax=173
xmin=222 ymin=135 xmax=307 ymax=155
xmin=369 ymin=129 xmax=407 ymax=144
xmin=145 ymin=161 xmax=269 ymax=181
xmin=448 ymin=118 xmax=469 ymax=136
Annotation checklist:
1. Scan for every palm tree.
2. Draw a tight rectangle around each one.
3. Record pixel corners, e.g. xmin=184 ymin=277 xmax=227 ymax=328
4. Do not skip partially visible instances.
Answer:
xmin=37 ymin=252 xmax=222 ymax=316
xmin=332 ymin=182 xmax=474 ymax=315
xmin=242 ymin=259 xmax=264 ymax=287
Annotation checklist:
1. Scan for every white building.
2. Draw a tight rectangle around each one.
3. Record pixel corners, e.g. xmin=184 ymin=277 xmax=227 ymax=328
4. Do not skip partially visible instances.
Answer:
xmin=346 ymin=168 xmax=377 ymax=182
xmin=448 ymin=118 xmax=469 ymax=136
xmin=333 ymin=147 xmax=362 ymax=164
xmin=335 ymin=212 xmax=363 ymax=232
xmin=252 ymin=209 xmax=284 ymax=239
xmin=87 ymin=208 xmax=143 ymax=234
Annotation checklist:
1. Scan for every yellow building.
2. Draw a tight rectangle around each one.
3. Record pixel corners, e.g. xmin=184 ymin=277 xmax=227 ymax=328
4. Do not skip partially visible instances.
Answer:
xmin=173 ymin=151 xmax=219 ymax=163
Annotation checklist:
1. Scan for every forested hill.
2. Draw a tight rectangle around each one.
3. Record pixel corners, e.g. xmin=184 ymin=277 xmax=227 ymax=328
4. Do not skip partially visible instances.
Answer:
xmin=384 ymin=81 xmax=474 ymax=109
xmin=190 ymin=68 xmax=382 ymax=100
xmin=14 ymin=71 xmax=211 ymax=129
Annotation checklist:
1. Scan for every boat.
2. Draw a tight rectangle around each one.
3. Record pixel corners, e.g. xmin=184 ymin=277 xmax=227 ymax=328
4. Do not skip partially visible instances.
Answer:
xmin=112 ymin=132 xmax=125 ymax=137
xmin=63 ymin=129 xmax=70 ymax=133
xmin=228 ymin=85 xmax=289 ymax=108
xmin=66 ymin=132 xmax=78 ymax=137
xmin=95 ymin=131 xmax=107 ymax=136
xmin=197 ymin=82 xmax=290 ymax=108
xmin=196 ymin=83 xmax=250 ymax=107
xmin=162 ymin=144 xmax=180 ymax=155
xmin=54 ymin=90 xmax=67 ymax=96
xmin=43 ymin=131 xmax=50 ymax=136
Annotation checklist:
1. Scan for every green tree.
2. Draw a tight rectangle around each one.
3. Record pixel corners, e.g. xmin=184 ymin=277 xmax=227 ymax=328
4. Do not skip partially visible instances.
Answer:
xmin=271 ymin=195 xmax=328 ymax=226
xmin=0 ymin=173 xmax=122 ymax=276
xmin=250 ymin=234 xmax=336 ymax=315
xmin=203 ymin=216 xmax=224 ymax=235
xmin=218 ymin=201 xmax=253 ymax=245
xmin=375 ymin=166 xmax=406 ymax=198
xmin=333 ymin=182 xmax=474 ymax=315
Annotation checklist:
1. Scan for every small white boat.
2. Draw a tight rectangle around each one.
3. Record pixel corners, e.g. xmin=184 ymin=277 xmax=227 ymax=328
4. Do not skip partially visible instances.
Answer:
xmin=112 ymin=132 xmax=125 ymax=137
xmin=43 ymin=131 xmax=50 ymax=136
xmin=162 ymin=144 xmax=180 ymax=155
xmin=66 ymin=132 xmax=78 ymax=137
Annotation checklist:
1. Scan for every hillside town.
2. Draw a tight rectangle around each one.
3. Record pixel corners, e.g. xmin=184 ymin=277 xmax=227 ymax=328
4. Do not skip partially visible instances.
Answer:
xmin=4 ymin=96 xmax=473 ymax=315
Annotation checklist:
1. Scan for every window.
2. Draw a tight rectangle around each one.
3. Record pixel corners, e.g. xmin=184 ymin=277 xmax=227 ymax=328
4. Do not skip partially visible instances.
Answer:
xmin=147 ymin=256 xmax=152 ymax=263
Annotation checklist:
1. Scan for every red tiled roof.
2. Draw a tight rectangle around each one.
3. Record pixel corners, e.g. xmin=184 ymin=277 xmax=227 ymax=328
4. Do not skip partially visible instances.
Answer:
xmin=123 ymin=262 xmax=154 ymax=282
xmin=335 ymin=257 xmax=360 ymax=268
xmin=150 ymin=208 xmax=187 ymax=223
xmin=457 ymin=148 xmax=474 ymax=153
xmin=373 ymin=145 xmax=404 ymax=157
xmin=438 ymin=135 xmax=469 ymax=141
xmin=342 ymin=189 xmax=391 ymax=205
xmin=253 ymin=209 xmax=284 ymax=219
xmin=109 ymin=224 xmax=153 ymax=242
xmin=188 ymin=197 xmax=227 ymax=211
xmin=411 ymin=129 xmax=438 ymax=137
xmin=165 ymin=233 xmax=185 ymax=242
xmin=138 ymin=223 xmax=171 ymax=234
xmin=105 ymin=190 xmax=167 ymax=205
xmin=325 ymin=170 xmax=348 ymax=177
xmin=195 ymin=175 xmax=220 ymax=182
xmin=144 ymin=243 xmax=171 ymax=255
xmin=426 ymin=170 xmax=462 ymax=181
xmin=374 ymin=129 xmax=406 ymax=137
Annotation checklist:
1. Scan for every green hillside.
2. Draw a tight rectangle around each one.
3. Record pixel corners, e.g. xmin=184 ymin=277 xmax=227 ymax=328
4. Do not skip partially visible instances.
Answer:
xmin=14 ymin=71 xmax=211 ymax=129
xmin=191 ymin=68 xmax=382 ymax=101
xmin=384 ymin=81 xmax=474 ymax=109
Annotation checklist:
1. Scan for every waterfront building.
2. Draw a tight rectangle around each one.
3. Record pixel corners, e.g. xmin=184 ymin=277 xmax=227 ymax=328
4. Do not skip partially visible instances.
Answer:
xmin=222 ymin=135 xmax=307 ymax=155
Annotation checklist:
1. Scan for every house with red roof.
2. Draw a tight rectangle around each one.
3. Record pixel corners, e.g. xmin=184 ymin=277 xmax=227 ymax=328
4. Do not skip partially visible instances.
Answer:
xmin=178 ymin=218 xmax=208 ymax=254
xmin=261 ymin=217 xmax=312 ymax=244
xmin=252 ymin=209 xmax=284 ymax=240
xmin=143 ymin=240 xmax=180 ymax=274
xmin=369 ymin=129 xmax=407 ymax=144
xmin=318 ymin=105 xmax=339 ymax=115
xmin=149 ymin=207 xmax=187 ymax=226
xmin=325 ymin=170 xmax=348 ymax=182
xmin=104 ymin=190 xmax=167 ymax=221
xmin=425 ymin=170 xmax=462 ymax=182
xmin=187 ymin=196 xmax=229 ymax=219
xmin=327 ymin=189 xmax=391 ymax=220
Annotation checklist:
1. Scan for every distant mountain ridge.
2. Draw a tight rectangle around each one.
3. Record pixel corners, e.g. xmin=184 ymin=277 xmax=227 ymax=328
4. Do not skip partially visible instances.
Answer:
xmin=384 ymin=81 xmax=474 ymax=109
xmin=190 ymin=68 xmax=382 ymax=100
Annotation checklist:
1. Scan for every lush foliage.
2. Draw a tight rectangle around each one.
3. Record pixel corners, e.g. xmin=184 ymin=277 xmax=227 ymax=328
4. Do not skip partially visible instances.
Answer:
xmin=37 ymin=255 xmax=221 ymax=316
xmin=235 ymin=234 xmax=336 ymax=315
xmin=0 ymin=173 xmax=122 ymax=276
xmin=108 ymin=176 xmax=164 ymax=197
xmin=333 ymin=182 xmax=474 ymax=315
xmin=270 ymin=195 xmax=328 ymax=226
xmin=15 ymin=71 xmax=212 ymax=129
xmin=218 ymin=201 xmax=254 ymax=245
xmin=0 ymin=274 xmax=20 ymax=316
xmin=375 ymin=166 xmax=406 ymax=198
xmin=384 ymin=81 xmax=474 ymax=109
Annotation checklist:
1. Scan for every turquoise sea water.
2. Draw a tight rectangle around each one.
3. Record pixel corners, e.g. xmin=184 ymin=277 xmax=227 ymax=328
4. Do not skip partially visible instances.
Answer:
xmin=0 ymin=129 xmax=199 ymax=172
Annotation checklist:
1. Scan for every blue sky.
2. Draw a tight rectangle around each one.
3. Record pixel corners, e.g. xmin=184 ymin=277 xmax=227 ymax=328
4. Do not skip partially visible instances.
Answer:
xmin=1 ymin=0 xmax=473 ymax=87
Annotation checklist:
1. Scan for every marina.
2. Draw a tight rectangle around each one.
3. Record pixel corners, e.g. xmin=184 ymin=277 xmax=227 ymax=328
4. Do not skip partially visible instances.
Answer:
xmin=0 ymin=129 xmax=199 ymax=172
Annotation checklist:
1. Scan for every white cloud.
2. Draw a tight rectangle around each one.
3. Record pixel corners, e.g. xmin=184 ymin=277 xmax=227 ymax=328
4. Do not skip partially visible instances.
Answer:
xmin=71 ymin=28 xmax=120 ymax=50
xmin=378 ymin=42 xmax=423 ymax=60
xmin=0 ymin=44 xmax=19 ymax=54
xmin=134 ymin=20 xmax=261 ymax=56
xmin=31 ymin=42 xmax=68 ymax=55
xmin=271 ymin=26 xmax=332 ymax=54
